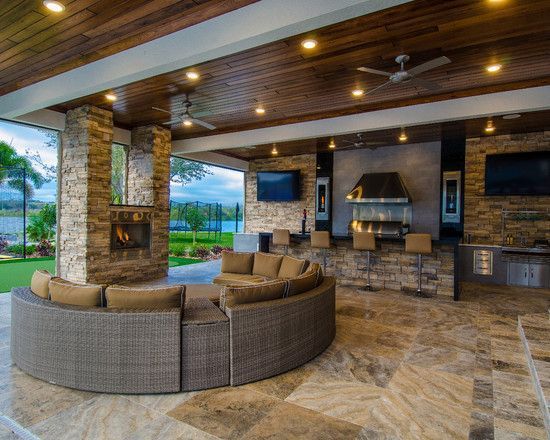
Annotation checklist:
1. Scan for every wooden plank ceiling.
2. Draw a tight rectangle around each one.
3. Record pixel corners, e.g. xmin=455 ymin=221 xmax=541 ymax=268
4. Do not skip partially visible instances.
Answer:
xmin=220 ymin=109 xmax=550 ymax=160
xmin=0 ymin=0 xmax=258 ymax=95
xmin=51 ymin=0 xmax=550 ymax=140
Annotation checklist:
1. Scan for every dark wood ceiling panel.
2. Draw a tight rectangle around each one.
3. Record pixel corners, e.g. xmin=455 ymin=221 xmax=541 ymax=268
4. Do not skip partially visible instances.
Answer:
xmin=50 ymin=0 xmax=550 ymax=138
xmin=0 ymin=0 xmax=259 ymax=95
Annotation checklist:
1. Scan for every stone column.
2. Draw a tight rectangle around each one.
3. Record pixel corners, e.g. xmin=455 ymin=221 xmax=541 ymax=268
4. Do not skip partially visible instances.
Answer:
xmin=128 ymin=125 xmax=172 ymax=278
xmin=58 ymin=105 xmax=113 ymax=283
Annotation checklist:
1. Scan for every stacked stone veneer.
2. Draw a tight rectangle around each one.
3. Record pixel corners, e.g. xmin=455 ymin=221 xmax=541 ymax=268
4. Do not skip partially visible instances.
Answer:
xmin=464 ymin=132 xmax=550 ymax=245
xmin=271 ymin=239 xmax=455 ymax=297
xmin=58 ymin=105 xmax=171 ymax=285
xmin=244 ymin=154 xmax=316 ymax=233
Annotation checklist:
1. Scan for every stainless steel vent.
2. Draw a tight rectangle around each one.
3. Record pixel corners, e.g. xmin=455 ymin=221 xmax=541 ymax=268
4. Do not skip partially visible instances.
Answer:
xmin=345 ymin=172 xmax=412 ymax=204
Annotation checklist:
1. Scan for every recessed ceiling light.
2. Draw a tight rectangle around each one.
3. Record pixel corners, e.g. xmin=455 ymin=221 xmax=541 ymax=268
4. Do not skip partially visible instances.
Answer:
xmin=183 ymin=120 xmax=193 ymax=127
xmin=105 ymin=93 xmax=117 ymax=102
xmin=271 ymin=144 xmax=278 ymax=155
xmin=484 ymin=119 xmax=495 ymax=133
xmin=352 ymin=89 xmax=364 ymax=97
xmin=185 ymin=71 xmax=199 ymax=80
xmin=301 ymin=39 xmax=317 ymax=49
xmin=43 ymin=1 xmax=65 ymax=12
xmin=328 ymin=138 xmax=336 ymax=149
xmin=255 ymin=107 xmax=266 ymax=115
xmin=502 ymin=113 xmax=521 ymax=120
xmin=398 ymin=129 xmax=408 ymax=142
xmin=486 ymin=64 xmax=502 ymax=73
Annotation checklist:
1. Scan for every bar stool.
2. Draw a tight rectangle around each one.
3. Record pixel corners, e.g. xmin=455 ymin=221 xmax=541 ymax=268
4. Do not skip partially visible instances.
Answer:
xmin=405 ymin=233 xmax=432 ymax=297
xmin=272 ymin=229 xmax=290 ymax=254
xmin=353 ymin=231 xmax=378 ymax=291
xmin=311 ymin=231 xmax=330 ymax=273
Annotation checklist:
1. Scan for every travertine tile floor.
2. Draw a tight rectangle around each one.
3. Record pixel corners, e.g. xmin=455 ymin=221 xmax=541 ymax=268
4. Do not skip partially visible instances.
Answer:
xmin=0 ymin=282 xmax=548 ymax=440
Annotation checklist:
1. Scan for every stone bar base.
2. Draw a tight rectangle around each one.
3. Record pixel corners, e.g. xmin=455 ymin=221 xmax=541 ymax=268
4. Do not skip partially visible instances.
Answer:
xmin=272 ymin=237 xmax=455 ymax=297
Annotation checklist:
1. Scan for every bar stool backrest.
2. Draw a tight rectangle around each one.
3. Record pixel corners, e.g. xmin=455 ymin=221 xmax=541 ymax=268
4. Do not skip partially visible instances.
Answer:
xmin=311 ymin=231 xmax=330 ymax=249
xmin=405 ymin=233 xmax=432 ymax=254
xmin=272 ymin=229 xmax=290 ymax=246
xmin=353 ymin=231 xmax=376 ymax=251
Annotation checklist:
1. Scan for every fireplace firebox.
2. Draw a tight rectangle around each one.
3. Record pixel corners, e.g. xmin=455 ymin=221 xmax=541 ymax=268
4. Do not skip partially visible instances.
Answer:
xmin=110 ymin=207 xmax=152 ymax=253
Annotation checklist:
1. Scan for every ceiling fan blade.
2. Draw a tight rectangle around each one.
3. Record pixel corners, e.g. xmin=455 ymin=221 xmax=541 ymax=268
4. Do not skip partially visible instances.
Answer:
xmin=152 ymin=106 xmax=173 ymax=115
xmin=357 ymin=67 xmax=392 ymax=77
xmin=408 ymin=56 xmax=451 ymax=76
xmin=365 ymin=81 xmax=392 ymax=95
xmin=163 ymin=119 xmax=181 ymax=126
xmin=411 ymin=77 xmax=442 ymax=91
xmin=190 ymin=118 xmax=216 ymax=130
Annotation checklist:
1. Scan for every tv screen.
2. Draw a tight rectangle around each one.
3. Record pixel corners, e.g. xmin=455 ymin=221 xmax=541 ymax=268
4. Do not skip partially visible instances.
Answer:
xmin=257 ymin=171 xmax=300 ymax=201
xmin=485 ymin=151 xmax=550 ymax=196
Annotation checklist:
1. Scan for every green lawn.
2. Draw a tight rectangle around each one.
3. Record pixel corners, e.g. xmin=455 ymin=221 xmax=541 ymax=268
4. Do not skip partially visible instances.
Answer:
xmin=0 ymin=256 xmax=201 ymax=293
xmin=169 ymin=231 xmax=233 ymax=256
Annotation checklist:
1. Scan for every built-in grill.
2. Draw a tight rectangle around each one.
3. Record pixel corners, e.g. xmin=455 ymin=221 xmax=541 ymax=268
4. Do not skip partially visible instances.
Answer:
xmin=345 ymin=172 xmax=412 ymax=237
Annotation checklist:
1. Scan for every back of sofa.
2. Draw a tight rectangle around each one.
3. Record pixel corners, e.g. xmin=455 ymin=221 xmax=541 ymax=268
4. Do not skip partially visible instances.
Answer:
xmin=11 ymin=287 xmax=181 ymax=394
xmin=224 ymin=276 xmax=336 ymax=386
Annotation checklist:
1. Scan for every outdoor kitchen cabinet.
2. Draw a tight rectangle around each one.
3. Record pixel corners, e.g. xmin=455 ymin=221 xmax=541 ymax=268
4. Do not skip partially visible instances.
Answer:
xmin=508 ymin=262 xmax=549 ymax=288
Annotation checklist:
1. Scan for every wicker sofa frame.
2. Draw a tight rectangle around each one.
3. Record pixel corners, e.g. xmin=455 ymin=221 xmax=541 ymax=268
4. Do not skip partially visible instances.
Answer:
xmin=10 ymin=277 xmax=336 ymax=394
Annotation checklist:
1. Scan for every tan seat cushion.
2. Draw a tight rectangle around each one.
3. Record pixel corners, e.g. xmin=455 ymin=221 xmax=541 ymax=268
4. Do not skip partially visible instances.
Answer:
xmin=49 ymin=278 xmax=102 ymax=307
xmin=405 ymin=233 xmax=432 ymax=254
xmin=272 ymin=229 xmax=290 ymax=246
xmin=277 ymin=255 xmax=308 ymax=279
xmin=30 ymin=270 xmax=52 ymax=299
xmin=287 ymin=271 xmax=318 ymax=297
xmin=105 ymin=285 xmax=184 ymax=309
xmin=212 ymin=273 xmax=268 ymax=286
xmin=220 ymin=280 xmax=287 ymax=311
xmin=105 ymin=284 xmax=184 ymax=309
xmin=220 ymin=251 xmax=254 ymax=274
xmin=353 ymin=231 xmax=376 ymax=251
xmin=311 ymin=231 xmax=330 ymax=249
xmin=252 ymin=252 xmax=283 ymax=279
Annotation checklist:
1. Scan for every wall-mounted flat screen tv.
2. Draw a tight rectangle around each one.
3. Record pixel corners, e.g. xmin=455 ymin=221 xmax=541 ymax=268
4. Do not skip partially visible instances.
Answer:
xmin=257 ymin=170 xmax=300 ymax=201
xmin=485 ymin=151 xmax=550 ymax=196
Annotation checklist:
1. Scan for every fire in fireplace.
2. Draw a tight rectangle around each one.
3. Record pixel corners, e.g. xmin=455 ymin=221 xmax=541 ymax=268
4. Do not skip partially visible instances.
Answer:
xmin=111 ymin=223 xmax=151 ymax=250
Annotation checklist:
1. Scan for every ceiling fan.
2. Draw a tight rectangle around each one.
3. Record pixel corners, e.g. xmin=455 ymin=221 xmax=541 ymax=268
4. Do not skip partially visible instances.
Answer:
xmin=357 ymin=54 xmax=451 ymax=95
xmin=152 ymin=93 xmax=216 ymax=130
xmin=342 ymin=133 xmax=385 ymax=150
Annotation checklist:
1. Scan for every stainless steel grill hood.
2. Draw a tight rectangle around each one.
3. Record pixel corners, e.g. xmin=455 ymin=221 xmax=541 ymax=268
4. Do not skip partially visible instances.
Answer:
xmin=345 ymin=172 xmax=412 ymax=204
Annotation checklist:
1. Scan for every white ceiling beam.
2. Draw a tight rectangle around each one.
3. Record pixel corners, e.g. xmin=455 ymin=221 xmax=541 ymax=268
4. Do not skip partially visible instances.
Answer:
xmin=172 ymin=86 xmax=550 ymax=154
xmin=0 ymin=0 xmax=412 ymax=119
xmin=175 ymin=151 xmax=249 ymax=171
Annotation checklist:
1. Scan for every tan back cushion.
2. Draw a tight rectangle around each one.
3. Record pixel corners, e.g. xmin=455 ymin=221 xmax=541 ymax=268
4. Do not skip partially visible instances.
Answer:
xmin=405 ymin=233 xmax=432 ymax=254
xmin=277 ymin=255 xmax=307 ymax=279
xmin=353 ymin=231 xmax=376 ymax=251
xmin=30 ymin=270 xmax=52 ymax=299
xmin=287 ymin=271 xmax=318 ymax=297
xmin=311 ymin=231 xmax=330 ymax=249
xmin=49 ymin=278 xmax=102 ymax=307
xmin=221 ymin=280 xmax=287 ymax=311
xmin=306 ymin=262 xmax=324 ymax=286
xmin=272 ymin=229 xmax=290 ymax=246
xmin=105 ymin=285 xmax=184 ymax=309
xmin=221 ymin=251 xmax=254 ymax=274
xmin=252 ymin=252 xmax=283 ymax=279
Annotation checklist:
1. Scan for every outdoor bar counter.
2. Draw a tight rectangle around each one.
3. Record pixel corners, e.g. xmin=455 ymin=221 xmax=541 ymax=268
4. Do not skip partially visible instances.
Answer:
xmin=259 ymin=233 xmax=459 ymax=300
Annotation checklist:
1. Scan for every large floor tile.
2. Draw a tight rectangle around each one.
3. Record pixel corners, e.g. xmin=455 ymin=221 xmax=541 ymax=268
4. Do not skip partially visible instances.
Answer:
xmin=404 ymin=342 xmax=476 ymax=377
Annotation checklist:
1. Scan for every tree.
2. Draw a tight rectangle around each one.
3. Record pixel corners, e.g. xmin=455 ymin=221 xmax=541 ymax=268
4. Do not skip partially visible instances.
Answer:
xmin=0 ymin=141 xmax=47 ymax=198
xmin=111 ymin=144 xmax=127 ymax=204
xmin=170 ymin=157 xmax=212 ymax=185
xmin=186 ymin=207 xmax=206 ymax=244
xmin=27 ymin=203 xmax=56 ymax=242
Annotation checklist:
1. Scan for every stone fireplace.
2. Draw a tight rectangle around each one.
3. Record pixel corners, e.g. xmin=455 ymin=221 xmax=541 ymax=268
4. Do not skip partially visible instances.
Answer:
xmin=58 ymin=105 xmax=171 ymax=285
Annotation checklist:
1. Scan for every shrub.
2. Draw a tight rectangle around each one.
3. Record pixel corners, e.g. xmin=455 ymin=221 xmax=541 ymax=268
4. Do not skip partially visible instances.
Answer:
xmin=189 ymin=245 xmax=210 ymax=260
xmin=169 ymin=243 xmax=186 ymax=257
xmin=222 ymin=246 xmax=233 ymax=252
xmin=211 ymin=244 xmax=223 ymax=255
xmin=0 ymin=236 xmax=8 ymax=253
xmin=36 ymin=240 xmax=54 ymax=257
xmin=6 ymin=244 xmax=36 ymax=256
xmin=27 ymin=204 xmax=56 ymax=241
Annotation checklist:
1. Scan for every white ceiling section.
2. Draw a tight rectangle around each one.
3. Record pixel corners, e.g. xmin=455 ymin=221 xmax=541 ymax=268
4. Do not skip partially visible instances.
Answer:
xmin=0 ymin=0 xmax=412 ymax=119
xmin=171 ymin=86 xmax=550 ymax=154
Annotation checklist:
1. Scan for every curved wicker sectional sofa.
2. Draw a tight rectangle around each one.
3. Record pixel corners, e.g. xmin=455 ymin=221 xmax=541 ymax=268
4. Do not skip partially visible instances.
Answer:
xmin=11 ymin=275 xmax=335 ymax=394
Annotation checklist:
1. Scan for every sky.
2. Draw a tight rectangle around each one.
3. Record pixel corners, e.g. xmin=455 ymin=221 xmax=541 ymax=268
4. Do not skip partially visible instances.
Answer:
xmin=0 ymin=120 xmax=244 ymax=206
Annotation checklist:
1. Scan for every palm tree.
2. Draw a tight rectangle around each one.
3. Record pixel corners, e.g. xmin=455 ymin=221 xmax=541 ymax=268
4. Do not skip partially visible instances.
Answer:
xmin=0 ymin=141 xmax=46 ymax=198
